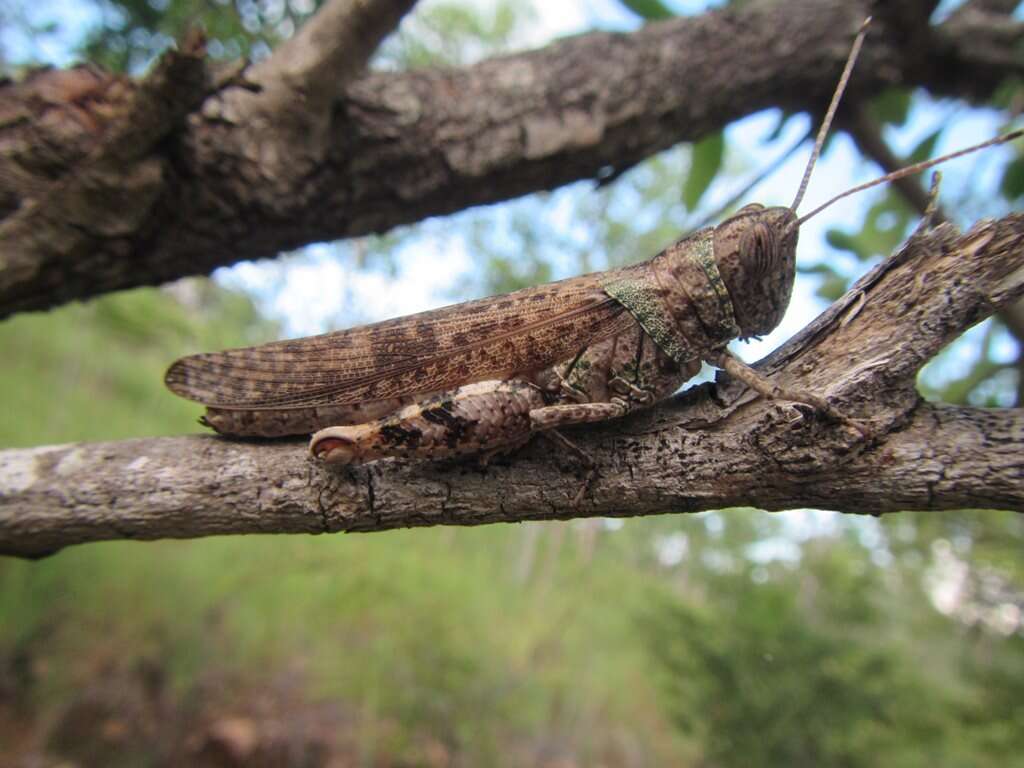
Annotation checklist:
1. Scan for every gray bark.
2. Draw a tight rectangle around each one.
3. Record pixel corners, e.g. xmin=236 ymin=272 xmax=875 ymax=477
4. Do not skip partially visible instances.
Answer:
xmin=0 ymin=0 xmax=1021 ymax=317
xmin=2 ymin=214 xmax=1022 ymax=558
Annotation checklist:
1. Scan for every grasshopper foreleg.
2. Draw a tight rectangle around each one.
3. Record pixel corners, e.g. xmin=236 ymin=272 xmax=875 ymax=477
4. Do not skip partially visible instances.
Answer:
xmin=552 ymin=347 xmax=594 ymax=403
xmin=706 ymin=349 xmax=869 ymax=437
xmin=608 ymin=376 xmax=655 ymax=404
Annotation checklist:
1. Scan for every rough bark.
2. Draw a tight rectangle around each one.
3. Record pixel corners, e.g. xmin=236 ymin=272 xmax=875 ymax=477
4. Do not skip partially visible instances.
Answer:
xmin=2 ymin=214 xmax=1022 ymax=559
xmin=0 ymin=0 xmax=1021 ymax=317
xmin=844 ymin=103 xmax=1024 ymax=403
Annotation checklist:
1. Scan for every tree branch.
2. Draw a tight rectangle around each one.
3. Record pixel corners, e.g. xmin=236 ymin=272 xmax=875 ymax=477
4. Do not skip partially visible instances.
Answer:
xmin=0 ymin=34 xmax=216 ymax=315
xmin=203 ymin=0 xmax=419 ymax=182
xmin=0 ymin=0 xmax=1020 ymax=317
xmin=250 ymin=0 xmax=419 ymax=113
xmin=2 ymin=213 xmax=1022 ymax=559
xmin=844 ymin=104 xmax=1024 ymax=406
xmin=940 ymin=0 xmax=1024 ymax=102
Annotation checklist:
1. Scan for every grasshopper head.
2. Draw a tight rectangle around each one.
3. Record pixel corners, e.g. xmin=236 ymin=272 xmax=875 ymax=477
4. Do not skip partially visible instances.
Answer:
xmin=713 ymin=203 xmax=798 ymax=339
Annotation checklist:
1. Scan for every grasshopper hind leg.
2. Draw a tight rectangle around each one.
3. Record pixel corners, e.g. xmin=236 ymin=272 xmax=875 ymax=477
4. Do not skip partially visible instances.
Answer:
xmin=310 ymin=380 xmax=547 ymax=465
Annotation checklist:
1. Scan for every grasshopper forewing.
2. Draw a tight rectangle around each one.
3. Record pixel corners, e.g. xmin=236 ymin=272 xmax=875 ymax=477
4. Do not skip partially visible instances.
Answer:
xmin=165 ymin=270 xmax=639 ymax=437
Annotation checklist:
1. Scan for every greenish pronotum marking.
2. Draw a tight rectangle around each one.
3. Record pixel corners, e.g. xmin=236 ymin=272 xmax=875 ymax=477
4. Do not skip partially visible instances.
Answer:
xmin=602 ymin=275 xmax=692 ymax=363
xmin=601 ymin=231 xmax=739 ymax=364
xmin=690 ymin=232 xmax=740 ymax=339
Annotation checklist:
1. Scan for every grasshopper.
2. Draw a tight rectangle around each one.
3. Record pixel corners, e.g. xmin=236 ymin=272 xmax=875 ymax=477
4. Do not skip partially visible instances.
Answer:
xmin=166 ymin=20 xmax=1019 ymax=471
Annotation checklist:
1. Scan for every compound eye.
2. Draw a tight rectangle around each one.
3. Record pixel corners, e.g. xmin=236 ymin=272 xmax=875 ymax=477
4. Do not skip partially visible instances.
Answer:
xmin=742 ymin=223 xmax=777 ymax=277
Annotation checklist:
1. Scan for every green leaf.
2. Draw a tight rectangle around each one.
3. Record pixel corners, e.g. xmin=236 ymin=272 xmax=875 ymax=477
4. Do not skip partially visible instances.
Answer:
xmin=823 ymin=228 xmax=856 ymax=256
xmin=990 ymin=76 xmax=1024 ymax=111
xmin=907 ymin=129 xmax=941 ymax=164
xmin=826 ymin=191 xmax=912 ymax=261
xmin=1000 ymin=156 xmax=1024 ymax=199
xmin=616 ymin=0 xmax=676 ymax=21
xmin=683 ymin=131 xmax=725 ymax=210
xmin=868 ymin=88 xmax=912 ymax=128
xmin=818 ymin=274 xmax=849 ymax=302
xmin=801 ymin=264 xmax=850 ymax=302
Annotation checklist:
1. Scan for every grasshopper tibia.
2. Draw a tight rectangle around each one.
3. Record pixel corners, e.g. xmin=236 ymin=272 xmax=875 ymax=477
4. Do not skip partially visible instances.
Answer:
xmin=541 ymin=429 xmax=599 ymax=508
xmin=707 ymin=349 xmax=871 ymax=438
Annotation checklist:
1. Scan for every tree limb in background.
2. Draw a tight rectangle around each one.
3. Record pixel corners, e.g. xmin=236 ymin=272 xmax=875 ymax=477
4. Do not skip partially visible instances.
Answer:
xmin=211 ymin=0 xmax=420 ymax=176
xmin=1 ymin=214 xmax=1022 ymax=559
xmin=0 ymin=0 xmax=418 ymax=318
xmin=0 ymin=0 xmax=1021 ymax=317
xmin=0 ymin=33 xmax=215 ymax=317
xmin=251 ymin=0 xmax=420 ymax=113
xmin=845 ymin=104 xmax=1024 ymax=406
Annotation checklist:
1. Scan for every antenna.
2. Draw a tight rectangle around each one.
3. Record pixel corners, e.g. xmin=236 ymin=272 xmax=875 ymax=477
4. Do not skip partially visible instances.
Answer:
xmin=790 ymin=17 xmax=872 ymax=212
xmin=792 ymin=129 xmax=1024 ymax=227
xmin=692 ymin=127 xmax=812 ymax=231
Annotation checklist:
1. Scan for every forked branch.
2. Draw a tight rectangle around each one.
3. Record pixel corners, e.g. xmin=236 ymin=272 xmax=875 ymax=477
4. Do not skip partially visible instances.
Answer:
xmin=250 ymin=0 xmax=420 ymax=114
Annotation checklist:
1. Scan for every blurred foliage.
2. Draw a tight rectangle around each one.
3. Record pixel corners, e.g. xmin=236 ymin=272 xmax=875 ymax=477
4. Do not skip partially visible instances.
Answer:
xmin=618 ymin=0 xmax=676 ymax=22
xmin=868 ymin=87 xmax=913 ymax=128
xmin=647 ymin=575 xmax=949 ymax=767
xmin=825 ymin=189 xmax=915 ymax=262
xmin=0 ymin=282 xmax=274 ymax=446
xmin=683 ymin=130 xmax=725 ymax=210
xmin=81 ymin=0 xmax=325 ymax=73
xmin=645 ymin=530 xmax=1024 ymax=768
xmin=377 ymin=0 xmax=529 ymax=69
xmin=1000 ymin=151 xmax=1024 ymax=200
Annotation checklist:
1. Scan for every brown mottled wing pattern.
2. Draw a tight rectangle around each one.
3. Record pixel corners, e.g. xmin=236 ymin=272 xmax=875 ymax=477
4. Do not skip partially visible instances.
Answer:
xmin=165 ymin=270 xmax=638 ymax=410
